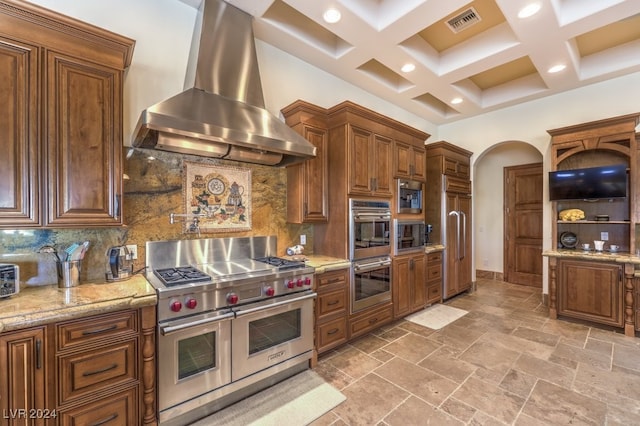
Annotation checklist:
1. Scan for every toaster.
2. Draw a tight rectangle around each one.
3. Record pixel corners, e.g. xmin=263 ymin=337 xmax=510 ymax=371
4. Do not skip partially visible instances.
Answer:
xmin=0 ymin=263 xmax=19 ymax=298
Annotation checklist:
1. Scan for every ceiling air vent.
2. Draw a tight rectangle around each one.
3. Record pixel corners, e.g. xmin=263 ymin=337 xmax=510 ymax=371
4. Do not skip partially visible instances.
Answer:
xmin=446 ymin=7 xmax=481 ymax=33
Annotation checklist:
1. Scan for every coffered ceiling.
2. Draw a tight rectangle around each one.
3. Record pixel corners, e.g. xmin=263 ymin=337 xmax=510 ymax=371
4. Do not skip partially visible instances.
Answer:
xmin=183 ymin=0 xmax=640 ymax=124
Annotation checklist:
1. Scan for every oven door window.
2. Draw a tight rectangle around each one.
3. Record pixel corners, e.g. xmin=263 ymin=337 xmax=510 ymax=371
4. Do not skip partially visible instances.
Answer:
xmin=354 ymin=219 xmax=390 ymax=249
xmin=177 ymin=331 xmax=216 ymax=380
xmin=248 ymin=309 xmax=301 ymax=355
xmin=354 ymin=268 xmax=390 ymax=302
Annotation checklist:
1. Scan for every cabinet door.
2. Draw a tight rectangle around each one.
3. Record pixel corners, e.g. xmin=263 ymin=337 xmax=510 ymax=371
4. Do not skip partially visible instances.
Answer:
xmin=349 ymin=125 xmax=373 ymax=194
xmin=302 ymin=125 xmax=328 ymax=222
xmin=0 ymin=327 xmax=48 ymax=426
xmin=45 ymin=50 xmax=123 ymax=226
xmin=558 ymin=260 xmax=623 ymax=327
xmin=0 ymin=37 xmax=41 ymax=226
xmin=411 ymin=145 xmax=426 ymax=181
xmin=393 ymin=141 xmax=412 ymax=179
xmin=411 ymin=254 xmax=427 ymax=310
xmin=393 ymin=256 xmax=412 ymax=318
xmin=372 ymin=134 xmax=392 ymax=196
xmin=444 ymin=192 xmax=472 ymax=298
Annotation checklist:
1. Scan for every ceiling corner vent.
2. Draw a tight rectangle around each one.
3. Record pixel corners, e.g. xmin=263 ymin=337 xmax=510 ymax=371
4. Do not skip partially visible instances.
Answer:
xmin=446 ymin=7 xmax=481 ymax=33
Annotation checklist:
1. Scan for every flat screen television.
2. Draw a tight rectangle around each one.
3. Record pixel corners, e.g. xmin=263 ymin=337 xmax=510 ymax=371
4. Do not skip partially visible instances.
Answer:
xmin=549 ymin=164 xmax=628 ymax=201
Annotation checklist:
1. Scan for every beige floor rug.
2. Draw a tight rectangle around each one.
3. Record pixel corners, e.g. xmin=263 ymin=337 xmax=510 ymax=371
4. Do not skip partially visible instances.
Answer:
xmin=191 ymin=370 xmax=345 ymax=426
xmin=406 ymin=304 xmax=468 ymax=330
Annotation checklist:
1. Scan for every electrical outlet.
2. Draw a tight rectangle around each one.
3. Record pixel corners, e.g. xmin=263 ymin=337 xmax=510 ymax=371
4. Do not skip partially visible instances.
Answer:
xmin=126 ymin=244 xmax=138 ymax=260
xmin=300 ymin=235 xmax=306 ymax=245
xmin=600 ymin=232 xmax=609 ymax=241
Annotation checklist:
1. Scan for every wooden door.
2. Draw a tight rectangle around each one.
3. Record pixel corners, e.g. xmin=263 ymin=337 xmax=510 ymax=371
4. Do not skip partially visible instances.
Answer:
xmin=504 ymin=163 xmax=543 ymax=287
xmin=0 ymin=327 xmax=47 ymax=426
xmin=45 ymin=50 xmax=123 ymax=226
xmin=301 ymin=125 xmax=328 ymax=222
xmin=0 ymin=37 xmax=41 ymax=226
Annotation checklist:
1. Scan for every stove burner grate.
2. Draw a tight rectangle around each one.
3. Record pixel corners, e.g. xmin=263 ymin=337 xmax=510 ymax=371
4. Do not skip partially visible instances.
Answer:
xmin=154 ymin=266 xmax=211 ymax=286
xmin=253 ymin=256 xmax=306 ymax=271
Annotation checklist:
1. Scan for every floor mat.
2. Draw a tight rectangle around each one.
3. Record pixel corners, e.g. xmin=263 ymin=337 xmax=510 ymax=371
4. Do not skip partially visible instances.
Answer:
xmin=191 ymin=369 xmax=345 ymax=425
xmin=405 ymin=304 xmax=469 ymax=330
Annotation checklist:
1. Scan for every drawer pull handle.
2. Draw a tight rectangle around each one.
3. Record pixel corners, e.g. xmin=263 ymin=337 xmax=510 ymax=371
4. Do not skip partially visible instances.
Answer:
xmin=327 ymin=328 xmax=339 ymax=335
xmin=327 ymin=300 xmax=340 ymax=306
xmin=89 ymin=413 xmax=118 ymax=426
xmin=326 ymin=278 xmax=341 ymax=284
xmin=82 ymin=324 xmax=118 ymax=336
xmin=83 ymin=363 xmax=118 ymax=377
xmin=35 ymin=339 xmax=42 ymax=370
xmin=368 ymin=318 xmax=378 ymax=325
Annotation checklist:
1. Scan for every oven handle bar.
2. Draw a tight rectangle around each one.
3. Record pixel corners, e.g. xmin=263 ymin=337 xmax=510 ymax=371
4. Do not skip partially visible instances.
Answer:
xmin=159 ymin=311 xmax=235 ymax=335
xmin=234 ymin=292 xmax=317 ymax=317
xmin=354 ymin=212 xmax=391 ymax=221
xmin=353 ymin=258 xmax=392 ymax=272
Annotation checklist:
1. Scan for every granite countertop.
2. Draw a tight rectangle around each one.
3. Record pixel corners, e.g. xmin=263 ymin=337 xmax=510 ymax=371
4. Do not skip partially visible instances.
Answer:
xmin=543 ymin=249 xmax=640 ymax=265
xmin=296 ymin=255 xmax=351 ymax=274
xmin=425 ymin=244 xmax=445 ymax=254
xmin=0 ymin=275 xmax=157 ymax=333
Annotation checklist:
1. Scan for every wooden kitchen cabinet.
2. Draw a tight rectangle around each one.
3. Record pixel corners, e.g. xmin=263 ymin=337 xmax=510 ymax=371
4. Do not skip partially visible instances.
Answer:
xmin=314 ymin=268 xmax=349 ymax=354
xmin=347 ymin=126 xmax=393 ymax=197
xmin=394 ymin=139 xmax=426 ymax=182
xmin=0 ymin=0 xmax=134 ymax=228
xmin=282 ymin=101 xmax=329 ymax=223
xmin=0 ymin=326 xmax=49 ymax=426
xmin=426 ymin=251 xmax=443 ymax=305
xmin=392 ymin=252 xmax=426 ymax=318
xmin=556 ymin=259 xmax=623 ymax=327
xmin=348 ymin=302 xmax=393 ymax=340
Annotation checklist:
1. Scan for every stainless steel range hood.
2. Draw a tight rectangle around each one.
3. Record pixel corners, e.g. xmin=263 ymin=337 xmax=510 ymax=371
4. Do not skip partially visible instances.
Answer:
xmin=131 ymin=0 xmax=316 ymax=166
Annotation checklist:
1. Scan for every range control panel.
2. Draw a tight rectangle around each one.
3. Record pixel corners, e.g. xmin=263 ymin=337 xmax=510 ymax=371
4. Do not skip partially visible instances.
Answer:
xmin=0 ymin=264 xmax=19 ymax=298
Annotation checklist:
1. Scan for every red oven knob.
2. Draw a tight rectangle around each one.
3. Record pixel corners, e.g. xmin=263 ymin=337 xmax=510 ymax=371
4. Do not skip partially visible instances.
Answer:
xmin=265 ymin=286 xmax=275 ymax=297
xmin=286 ymin=280 xmax=295 ymax=289
xmin=170 ymin=300 xmax=182 ymax=312
xmin=296 ymin=278 xmax=304 ymax=287
xmin=304 ymin=277 xmax=312 ymax=286
xmin=227 ymin=293 xmax=239 ymax=305
xmin=185 ymin=298 xmax=198 ymax=309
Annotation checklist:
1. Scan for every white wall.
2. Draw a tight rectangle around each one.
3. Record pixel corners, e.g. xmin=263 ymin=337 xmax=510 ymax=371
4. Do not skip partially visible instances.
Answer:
xmin=473 ymin=143 xmax=542 ymax=274
xmin=24 ymin=0 xmax=640 ymax=294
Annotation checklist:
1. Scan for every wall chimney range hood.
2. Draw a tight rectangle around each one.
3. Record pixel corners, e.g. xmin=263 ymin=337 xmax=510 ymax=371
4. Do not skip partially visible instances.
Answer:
xmin=131 ymin=0 xmax=316 ymax=166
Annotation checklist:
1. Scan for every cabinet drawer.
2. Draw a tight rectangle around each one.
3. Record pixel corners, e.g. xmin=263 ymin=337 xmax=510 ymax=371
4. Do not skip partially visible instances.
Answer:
xmin=58 ymin=386 xmax=137 ymax=426
xmin=427 ymin=283 xmax=442 ymax=303
xmin=317 ymin=317 xmax=348 ymax=353
xmin=317 ymin=288 xmax=347 ymax=319
xmin=317 ymin=269 xmax=348 ymax=288
xmin=56 ymin=310 xmax=138 ymax=351
xmin=427 ymin=252 xmax=442 ymax=263
xmin=349 ymin=304 xmax=393 ymax=339
xmin=427 ymin=264 xmax=442 ymax=281
xmin=444 ymin=176 xmax=471 ymax=194
xmin=58 ymin=339 xmax=137 ymax=405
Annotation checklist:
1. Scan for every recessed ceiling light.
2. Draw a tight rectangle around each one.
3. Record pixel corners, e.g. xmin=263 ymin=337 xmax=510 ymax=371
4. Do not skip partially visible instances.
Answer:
xmin=323 ymin=8 xmax=341 ymax=24
xmin=548 ymin=64 xmax=566 ymax=73
xmin=518 ymin=3 xmax=541 ymax=19
xmin=451 ymin=97 xmax=463 ymax=105
xmin=401 ymin=63 xmax=415 ymax=73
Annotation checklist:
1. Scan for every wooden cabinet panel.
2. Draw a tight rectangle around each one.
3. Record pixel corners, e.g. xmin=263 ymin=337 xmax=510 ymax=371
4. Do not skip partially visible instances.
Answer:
xmin=0 ymin=327 xmax=48 ymax=426
xmin=46 ymin=50 xmax=123 ymax=226
xmin=316 ymin=317 xmax=348 ymax=353
xmin=426 ymin=251 xmax=443 ymax=305
xmin=393 ymin=253 xmax=426 ymax=319
xmin=317 ymin=288 xmax=348 ymax=320
xmin=56 ymin=310 xmax=138 ymax=351
xmin=347 ymin=126 xmax=392 ymax=197
xmin=58 ymin=340 xmax=137 ymax=405
xmin=394 ymin=141 xmax=426 ymax=181
xmin=58 ymin=387 xmax=137 ymax=426
xmin=349 ymin=303 xmax=393 ymax=339
xmin=557 ymin=259 xmax=623 ymax=327
xmin=0 ymin=37 xmax=40 ymax=227
xmin=372 ymin=134 xmax=392 ymax=196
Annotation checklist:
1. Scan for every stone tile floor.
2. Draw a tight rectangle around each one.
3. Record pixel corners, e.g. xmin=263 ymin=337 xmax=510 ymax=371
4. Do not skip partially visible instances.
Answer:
xmin=311 ymin=278 xmax=640 ymax=425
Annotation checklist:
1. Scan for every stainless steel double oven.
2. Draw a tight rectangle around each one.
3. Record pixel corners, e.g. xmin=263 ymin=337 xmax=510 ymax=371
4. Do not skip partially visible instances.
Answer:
xmin=349 ymin=199 xmax=392 ymax=312
xmin=146 ymin=237 xmax=316 ymax=426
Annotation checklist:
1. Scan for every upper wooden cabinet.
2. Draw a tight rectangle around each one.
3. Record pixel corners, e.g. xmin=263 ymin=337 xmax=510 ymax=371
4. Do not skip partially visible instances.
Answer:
xmin=394 ymin=139 xmax=426 ymax=181
xmin=0 ymin=0 xmax=135 ymax=228
xmin=282 ymin=101 xmax=329 ymax=223
xmin=426 ymin=141 xmax=471 ymax=180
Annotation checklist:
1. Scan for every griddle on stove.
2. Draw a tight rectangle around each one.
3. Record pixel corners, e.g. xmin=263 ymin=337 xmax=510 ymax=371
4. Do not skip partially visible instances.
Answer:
xmin=154 ymin=266 xmax=211 ymax=287
xmin=253 ymin=256 xmax=306 ymax=270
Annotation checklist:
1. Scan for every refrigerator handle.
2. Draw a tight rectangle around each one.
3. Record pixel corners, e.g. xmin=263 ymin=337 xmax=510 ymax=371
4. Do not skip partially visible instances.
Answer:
xmin=460 ymin=211 xmax=466 ymax=260
xmin=448 ymin=211 xmax=460 ymax=260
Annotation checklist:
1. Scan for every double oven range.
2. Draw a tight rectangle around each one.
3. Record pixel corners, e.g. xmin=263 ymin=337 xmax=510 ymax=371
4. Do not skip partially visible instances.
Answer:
xmin=145 ymin=236 xmax=315 ymax=426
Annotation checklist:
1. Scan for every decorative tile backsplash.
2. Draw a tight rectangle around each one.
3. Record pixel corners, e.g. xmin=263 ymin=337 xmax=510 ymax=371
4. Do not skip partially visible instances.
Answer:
xmin=0 ymin=148 xmax=312 ymax=285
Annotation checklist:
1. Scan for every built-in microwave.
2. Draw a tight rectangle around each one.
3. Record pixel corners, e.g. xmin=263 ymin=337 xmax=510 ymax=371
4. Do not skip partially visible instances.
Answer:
xmin=397 ymin=179 xmax=423 ymax=214
xmin=394 ymin=220 xmax=426 ymax=254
